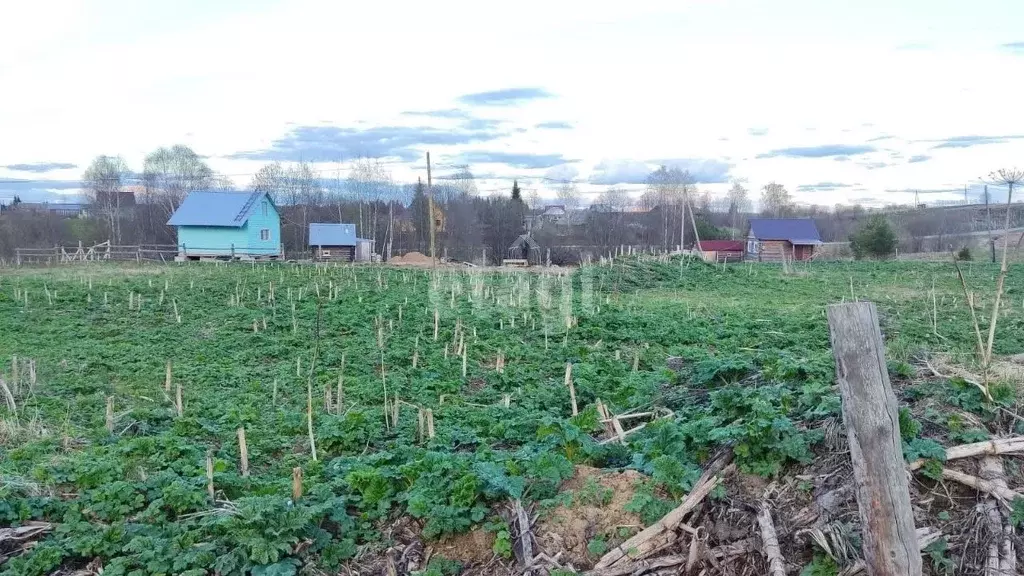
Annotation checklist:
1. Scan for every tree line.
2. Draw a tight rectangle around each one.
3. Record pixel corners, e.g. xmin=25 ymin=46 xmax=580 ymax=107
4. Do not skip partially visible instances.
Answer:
xmin=2 ymin=144 xmax=1018 ymax=263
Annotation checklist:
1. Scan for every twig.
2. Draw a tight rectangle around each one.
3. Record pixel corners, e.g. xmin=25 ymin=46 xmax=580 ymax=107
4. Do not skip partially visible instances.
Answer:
xmin=757 ymin=494 xmax=786 ymax=576
xmin=908 ymin=437 xmax=1024 ymax=471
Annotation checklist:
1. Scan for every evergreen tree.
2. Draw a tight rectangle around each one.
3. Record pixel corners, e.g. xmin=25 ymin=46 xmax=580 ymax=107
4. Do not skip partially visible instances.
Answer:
xmin=850 ymin=214 xmax=897 ymax=259
xmin=511 ymin=180 xmax=522 ymax=203
xmin=410 ymin=177 xmax=430 ymax=252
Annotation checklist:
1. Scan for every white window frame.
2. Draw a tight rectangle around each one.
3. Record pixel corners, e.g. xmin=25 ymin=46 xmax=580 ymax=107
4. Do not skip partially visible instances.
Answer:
xmin=321 ymin=249 xmax=331 ymax=257
xmin=260 ymin=229 xmax=270 ymax=241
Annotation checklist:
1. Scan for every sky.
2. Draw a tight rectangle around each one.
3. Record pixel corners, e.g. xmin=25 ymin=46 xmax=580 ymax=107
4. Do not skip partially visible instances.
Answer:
xmin=2 ymin=0 xmax=1024 ymax=207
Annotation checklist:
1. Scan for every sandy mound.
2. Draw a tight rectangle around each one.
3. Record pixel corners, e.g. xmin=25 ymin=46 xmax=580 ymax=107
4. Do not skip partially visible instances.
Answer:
xmin=535 ymin=465 xmax=647 ymax=570
xmin=389 ymin=251 xmax=435 ymax=266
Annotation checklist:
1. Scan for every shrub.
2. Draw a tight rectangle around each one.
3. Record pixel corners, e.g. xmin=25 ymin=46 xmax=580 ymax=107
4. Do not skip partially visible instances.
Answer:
xmin=956 ymin=246 xmax=972 ymax=261
xmin=850 ymin=214 xmax=897 ymax=259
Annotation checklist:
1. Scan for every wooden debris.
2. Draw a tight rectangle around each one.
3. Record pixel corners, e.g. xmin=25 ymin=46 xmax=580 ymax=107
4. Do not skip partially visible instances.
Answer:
xmin=757 ymin=495 xmax=786 ymax=576
xmin=908 ymin=436 xmax=1024 ymax=471
xmin=594 ymin=453 xmax=733 ymax=568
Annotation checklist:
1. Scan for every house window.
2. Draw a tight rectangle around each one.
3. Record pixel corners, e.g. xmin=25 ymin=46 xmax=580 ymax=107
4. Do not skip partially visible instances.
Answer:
xmin=321 ymin=250 xmax=331 ymax=257
xmin=747 ymin=239 xmax=758 ymax=253
xmin=261 ymin=201 xmax=268 ymax=216
xmin=260 ymin=229 xmax=270 ymax=241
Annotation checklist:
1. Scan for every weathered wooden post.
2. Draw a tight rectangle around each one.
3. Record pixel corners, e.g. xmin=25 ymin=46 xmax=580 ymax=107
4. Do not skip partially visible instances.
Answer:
xmin=827 ymin=302 xmax=921 ymax=576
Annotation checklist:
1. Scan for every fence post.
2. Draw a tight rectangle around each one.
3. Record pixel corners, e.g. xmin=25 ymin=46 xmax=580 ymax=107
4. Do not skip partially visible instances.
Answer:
xmin=182 ymin=243 xmax=187 ymax=257
xmin=15 ymin=248 xmax=20 ymax=266
xmin=827 ymin=302 xmax=921 ymax=576
xmin=231 ymin=243 xmax=235 ymax=260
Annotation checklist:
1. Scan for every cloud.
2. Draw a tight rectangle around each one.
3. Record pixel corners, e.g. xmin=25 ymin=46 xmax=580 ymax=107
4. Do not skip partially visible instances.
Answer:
xmin=866 ymin=135 xmax=893 ymax=142
xmin=226 ymin=124 xmax=504 ymax=162
xmin=756 ymin=144 xmax=876 ymax=159
xmin=544 ymin=164 xmax=579 ymax=182
xmin=401 ymin=109 xmax=470 ymax=119
xmin=458 ymin=87 xmax=554 ymax=106
xmin=748 ymin=127 xmax=769 ymax=136
xmin=3 ymin=162 xmax=78 ymax=173
xmin=796 ymin=182 xmax=853 ymax=192
xmin=1000 ymin=42 xmax=1024 ymax=54
xmin=535 ymin=121 xmax=573 ymax=130
xmin=908 ymin=154 xmax=931 ymax=163
xmin=650 ymin=158 xmax=733 ymax=183
xmin=455 ymin=151 xmax=574 ymax=169
xmin=0 ymin=178 xmax=84 ymax=202
xmin=833 ymin=156 xmax=851 ymax=162
xmin=929 ymin=135 xmax=1024 ymax=149
xmin=861 ymin=161 xmax=891 ymax=170
xmin=588 ymin=159 xmax=652 ymax=185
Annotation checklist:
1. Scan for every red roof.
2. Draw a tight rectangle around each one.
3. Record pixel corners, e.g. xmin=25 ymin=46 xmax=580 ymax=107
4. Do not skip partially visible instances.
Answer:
xmin=699 ymin=240 xmax=744 ymax=251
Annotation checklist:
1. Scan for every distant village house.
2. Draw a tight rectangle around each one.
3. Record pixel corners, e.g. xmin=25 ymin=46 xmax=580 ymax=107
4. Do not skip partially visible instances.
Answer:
xmin=746 ymin=218 xmax=822 ymax=262
xmin=167 ymin=191 xmax=281 ymax=260
xmin=308 ymin=223 xmax=373 ymax=262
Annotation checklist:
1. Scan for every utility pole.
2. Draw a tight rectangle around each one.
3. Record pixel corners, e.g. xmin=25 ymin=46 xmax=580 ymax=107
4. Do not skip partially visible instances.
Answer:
xmin=427 ymin=152 xmax=436 ymax=266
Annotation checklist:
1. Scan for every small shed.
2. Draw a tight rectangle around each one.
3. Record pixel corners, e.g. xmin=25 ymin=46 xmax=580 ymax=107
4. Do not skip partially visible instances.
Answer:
xmin=168 ymin=191 xmax=281 ymax=259
xmin=699 ymin=240 xmax=744 ymax=263
xmin=309 ymin=223 xmax=358 ymax=262
xmin=746 ymin=218 xmax=822 ymax=262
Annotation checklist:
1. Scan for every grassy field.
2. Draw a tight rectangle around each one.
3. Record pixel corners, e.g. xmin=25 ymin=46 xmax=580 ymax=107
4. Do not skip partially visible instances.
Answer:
xmin=1 ymin=257 xmax=1023 ymax=575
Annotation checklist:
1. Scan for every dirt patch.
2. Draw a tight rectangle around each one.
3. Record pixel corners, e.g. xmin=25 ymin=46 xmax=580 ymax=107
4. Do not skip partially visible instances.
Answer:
xmin=432 ymin=527 xmax=496 ymax=566
xmin=535 ymin=465 xmax=647 ymax=571
xmin=389 ymin=251 xmax=436 ymax=267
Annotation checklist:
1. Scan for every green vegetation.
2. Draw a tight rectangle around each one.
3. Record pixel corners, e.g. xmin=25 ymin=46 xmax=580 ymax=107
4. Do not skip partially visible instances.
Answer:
xmin=850 ymin=214 xmax=898 ymax=259
xmin=0 ymin=257 xmax=1022 ymax=574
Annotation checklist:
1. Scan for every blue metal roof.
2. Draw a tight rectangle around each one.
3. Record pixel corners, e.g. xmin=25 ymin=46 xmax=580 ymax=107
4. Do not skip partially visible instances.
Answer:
xmin=167 ymin=191 xmax=265 ymax=227
xmin=309 ymin=223 xmax=357 ymax=247
xmin=748 ymin=218 xmax=822 ymax=243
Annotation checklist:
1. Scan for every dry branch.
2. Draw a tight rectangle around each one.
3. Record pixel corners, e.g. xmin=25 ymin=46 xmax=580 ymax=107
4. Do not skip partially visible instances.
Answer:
xmin=594 ymin=453 xmax=733 ymax=568
xmin=908 ymin=437 xmax=1024 ymax=471
xmin=757 ymin=499 xmax=786 ymax=576
xmin=940 ymin=468 xmax=1023 ymax=503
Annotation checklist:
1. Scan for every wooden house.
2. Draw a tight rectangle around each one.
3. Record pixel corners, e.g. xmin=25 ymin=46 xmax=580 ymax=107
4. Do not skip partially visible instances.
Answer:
xmin=168 ymin=191 xmax=281 ymax=259
xmin=746 ymin=218 xmax=822 ymax=262
xmin=309 ymin=223 xmax=358 ymax=262
xmin=699 ymin=240 xmax=744 ymax=263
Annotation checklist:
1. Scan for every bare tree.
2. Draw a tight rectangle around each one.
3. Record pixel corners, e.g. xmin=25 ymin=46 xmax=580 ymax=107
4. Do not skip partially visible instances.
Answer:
xmin=760 ymin=182 xmax=791 ymax=217
xmin=450 ymin=165 xmax=478 ymax=198
xmin=142 ymin=145 xmax=214 ymax=217
xmin=348 ymin=158 xmax=393 ymax=249
xmin=727 ymin=180 xmax=750 ymax=236
xmin=83 ymin=155 xmax=130 ymax=243
xmin=250 ymin=162 xmax=286 ymax=202
xmin=556 ymin=181 xmax=582 ymax=212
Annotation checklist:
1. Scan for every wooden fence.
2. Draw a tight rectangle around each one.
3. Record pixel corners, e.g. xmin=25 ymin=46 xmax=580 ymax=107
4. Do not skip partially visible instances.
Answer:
xmin=14 ymin=242 xmax=178 ymax=265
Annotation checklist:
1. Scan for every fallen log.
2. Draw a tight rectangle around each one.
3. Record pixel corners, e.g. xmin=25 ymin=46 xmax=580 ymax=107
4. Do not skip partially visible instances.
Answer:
xmin=908 ymin=437 xmax=1024 ymax=471
xmin=757 ymin=499 xmax=786 ymax=576
xmin=593 ymin=453 xmax=734 ymax=569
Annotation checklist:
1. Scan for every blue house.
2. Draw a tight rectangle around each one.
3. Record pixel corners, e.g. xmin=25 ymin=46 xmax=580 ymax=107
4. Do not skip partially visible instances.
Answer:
xmin=167 ymin=191 xmax=281 ymax=259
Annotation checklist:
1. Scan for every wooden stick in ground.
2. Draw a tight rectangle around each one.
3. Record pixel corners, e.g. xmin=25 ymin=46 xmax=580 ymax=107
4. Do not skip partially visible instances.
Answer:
xmin=105 ymin=396 xmax=114 ymax=433
xmin=565 ymin=362 xmax=577 ymax=416
xmin=908 ymin=436 xmax=1024 ymax=471
xmin=827 ymin=302 xmax=921 ymax=576
xmin=237 ymin=427 xmax=249 ymax=477
xmin=11 ymin=355 xmax=18 ymax=396
xmin=206 ymin=450 xmax=215 ymax=500
xmin=594 ymin=453 xmax=733 ymax=568
xmin=757 ymin=497 xmax=786 ymax=576
xmin=164 ymin=360 xmax=172 ymax=392
xmin=175 ymin=382 xmax=183 ymax=417
xmin=425 ymin=408 xmax=435 ymax=439
xmin=0 ymin=376 xmax=15 ymax=414
xmin=292 ymin=467 xmax=302 ymax=501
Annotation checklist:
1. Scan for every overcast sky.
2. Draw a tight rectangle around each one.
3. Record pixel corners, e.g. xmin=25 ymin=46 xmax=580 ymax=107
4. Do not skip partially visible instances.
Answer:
xmin=2 ymin=0 xmax=1023 ymax=206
